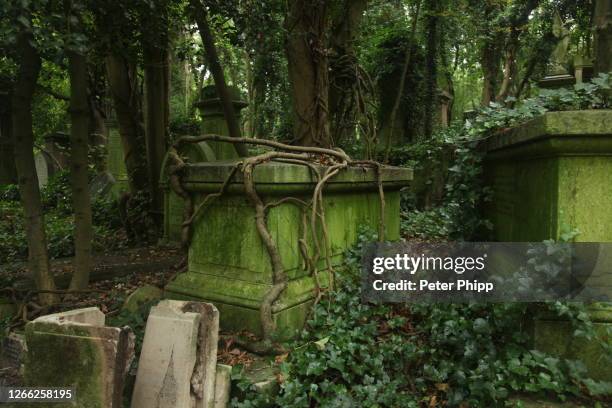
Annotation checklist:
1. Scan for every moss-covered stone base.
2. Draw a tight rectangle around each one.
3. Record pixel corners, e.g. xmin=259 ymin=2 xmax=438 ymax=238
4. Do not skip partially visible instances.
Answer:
xmin=534 ymin=307 xmax=611 ymax=382
xmin=165 ymin=161 xmax=412 ymax=339
xmin=482 ymin=110 xmax=612 ymax=381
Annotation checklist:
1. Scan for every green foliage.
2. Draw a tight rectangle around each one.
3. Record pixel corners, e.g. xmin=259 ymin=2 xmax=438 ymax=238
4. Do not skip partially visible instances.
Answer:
xmin=0 ymin=171 xmax=124 ymax=264
xmin=231 ymin=239 xmax=611 ymax=407
xmin=400 ymin=74 xmax=612 ymax=241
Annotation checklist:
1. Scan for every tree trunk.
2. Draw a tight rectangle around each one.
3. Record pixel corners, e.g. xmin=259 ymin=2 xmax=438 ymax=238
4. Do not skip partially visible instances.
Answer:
xmin=105 ymin=53 xmax=149 ymax=194
xmin=189 ymin=0 xmax=248 ymax=156
xmin=143 ymin=45 xmax=169 ymax=219
xmin=423 ymin=0 xmax=440 ymax=138
xmin=11 ymin=32 xmax=58 ymax=305
xmin=285 ymin=0 xmax=331 ymax=147
xmin=481 ymin=41 xmax=501 ymax=106
xmin=67 ymin=51 xmax=93 ymax=290
xmin=496 ymin=0 xmax=539 ymax=102
xmin=594 ymin=0 xmax=612 ymax=74
xmin=328 ymin=0 xmax=368 ymax=144
xmin=480 ymin=3 xmax=503 ymax=106
xmin=0 ymin=93 xmax=17 ymax=184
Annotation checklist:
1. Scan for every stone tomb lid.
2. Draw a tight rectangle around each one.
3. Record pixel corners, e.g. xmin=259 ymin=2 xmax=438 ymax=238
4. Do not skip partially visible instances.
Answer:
xmin=180 ymin=159 xmax=413 ymax=194
xmin=479 ymin=109 xmax=612 ymax=154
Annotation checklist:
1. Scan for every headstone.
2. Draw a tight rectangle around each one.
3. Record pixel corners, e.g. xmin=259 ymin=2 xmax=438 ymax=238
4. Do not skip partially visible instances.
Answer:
xmin=131 ymin=300 xmax=219 ymax=408
xmin=43 ymin=132 xmax=70 ymax=171
xmin=24 ymin=307 xmax=135 ymax=408
xmin=89 ymin=171 xmax=117 ymax=199
xmin=34 ymin=151 xmax=51 ymax=188
xmin=105 ymin=119 xmax=129 ymax=197
xmin=121 ymin=284 xmax=163 ymax=313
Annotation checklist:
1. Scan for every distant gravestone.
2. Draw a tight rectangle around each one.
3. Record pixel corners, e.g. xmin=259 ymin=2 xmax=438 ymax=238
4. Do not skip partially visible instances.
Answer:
xmin=105 ymin=119 xmax=129 ymax=197
xmin=89 ymin=171 xmax=116 ymax=198
xmin=24 ymin=307 xmax=135 ymax=408
xmin=131 ymin=300 xmax=219 ymax=408
xmin=34 ymin=151 xmax=51 ymax=188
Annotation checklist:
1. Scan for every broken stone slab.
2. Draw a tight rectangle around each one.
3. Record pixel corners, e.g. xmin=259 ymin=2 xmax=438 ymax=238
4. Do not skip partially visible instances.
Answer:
xmin=214 ymin=364 xmax=231 ymax=408
xmin=24 ymin=307 xmax=135 ymax=408
xmin=131 ymin=300 xmax=219 ymax=408
xmin=34 ymin=306 xmax=105 ymax=325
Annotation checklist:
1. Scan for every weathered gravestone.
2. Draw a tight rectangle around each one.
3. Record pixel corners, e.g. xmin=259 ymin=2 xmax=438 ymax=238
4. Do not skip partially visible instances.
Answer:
xmin=131 ymin=300 xmax=219 ymax=408
xmin=105 ymin=119 xmax=129 ymax=198
xmin=160 ymin=86 xmax=247 ymax=244
xmin=481 ymin=109 xmax=612 ymax=381
xmin=24 ymin=307 xmax=135 ymax=407
xmin=165 ymin=161 xmax=412 ymax=339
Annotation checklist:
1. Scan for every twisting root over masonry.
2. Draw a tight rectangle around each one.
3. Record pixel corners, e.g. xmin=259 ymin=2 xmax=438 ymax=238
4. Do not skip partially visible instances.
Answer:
xmin=166 ymin=135 xmax=387 ymax=347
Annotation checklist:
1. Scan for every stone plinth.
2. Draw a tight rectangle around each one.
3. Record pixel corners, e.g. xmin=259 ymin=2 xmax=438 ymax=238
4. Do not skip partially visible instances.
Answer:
xmin=481 ymin=109 xmax=612 ymax=380
xmin=165 ymin=161 xmax=412 ymax=339
xmin=482 ymin=110 xmax=612 ymax=242
xmin=24 ymin=308 xmax=135 ymax=408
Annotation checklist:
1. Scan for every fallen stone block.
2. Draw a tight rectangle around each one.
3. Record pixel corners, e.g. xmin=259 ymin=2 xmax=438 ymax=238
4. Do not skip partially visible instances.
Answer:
xmin=24 ymin=307 xmax=135 ymax=408
xmin=214 ymin=364 xmax=232 ymax=408
xmin=131 ymin=300 xmax=219 ymax=408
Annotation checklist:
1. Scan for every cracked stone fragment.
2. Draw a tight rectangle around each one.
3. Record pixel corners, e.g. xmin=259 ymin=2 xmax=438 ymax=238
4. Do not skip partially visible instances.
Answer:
xmin=132 ymin=300 xmax=220 ymax=408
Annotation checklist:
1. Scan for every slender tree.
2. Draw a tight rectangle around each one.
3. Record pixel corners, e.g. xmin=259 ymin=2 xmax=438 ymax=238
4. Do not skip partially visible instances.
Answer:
xmin=66 ymin=6 xmax=93 ymax=289
xmin=11 ymin=13 xmax=58 ymax=305
xmin=140 ymin=0 xmax=171 ymax=217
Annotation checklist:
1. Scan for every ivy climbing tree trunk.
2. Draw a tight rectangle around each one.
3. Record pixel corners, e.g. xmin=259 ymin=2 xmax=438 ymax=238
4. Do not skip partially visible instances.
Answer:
xmin=189 ymin=0 xmax=248 ymax=157
xmin=67 ymin=50 xmax=93 ymax=290
xmin=11 ymin=31 xmax=58 ymax=305
xmin=105 ymin=53 xmax=149 ymax=194
xmin=285 ymin=0 xmax=331 ymax=148
xmin=328 ymin=0 xmax=368 ymax=145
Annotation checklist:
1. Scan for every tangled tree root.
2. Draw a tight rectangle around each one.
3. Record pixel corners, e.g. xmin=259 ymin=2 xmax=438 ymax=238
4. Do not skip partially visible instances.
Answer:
xmin=167 ymin=135 xmax=387 ymax=347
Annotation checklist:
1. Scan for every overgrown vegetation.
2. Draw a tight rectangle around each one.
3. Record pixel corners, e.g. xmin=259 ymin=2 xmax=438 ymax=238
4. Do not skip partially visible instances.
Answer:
xmin=399 ymin=73 xmax=612 ymax=241
xmin=231 ymin=231 xmax=611 ymax=407
xmin=0 ymin=171 xmax=124 ymax=265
